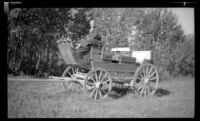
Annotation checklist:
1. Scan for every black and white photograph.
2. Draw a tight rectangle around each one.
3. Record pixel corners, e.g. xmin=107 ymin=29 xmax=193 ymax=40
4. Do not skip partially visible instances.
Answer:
xmin=6 ymin=1 xmax=195 ymax=118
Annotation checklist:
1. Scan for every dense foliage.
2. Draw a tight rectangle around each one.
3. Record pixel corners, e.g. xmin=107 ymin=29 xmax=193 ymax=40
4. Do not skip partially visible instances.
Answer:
xmin=7 ymin=8 xmax=194 ymax=77
xmin=7 ymin=8 xmax=91 ymax=77
xmin=132 ymin=9 xmax=194 ymax=77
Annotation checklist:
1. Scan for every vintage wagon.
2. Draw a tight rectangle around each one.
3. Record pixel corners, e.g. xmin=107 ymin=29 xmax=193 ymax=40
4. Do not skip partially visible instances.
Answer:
xmin=54 ymin=38 xmax=159 ymax=101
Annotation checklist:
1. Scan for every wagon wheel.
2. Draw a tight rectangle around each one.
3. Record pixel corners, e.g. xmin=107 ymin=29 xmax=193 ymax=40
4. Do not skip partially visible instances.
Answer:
xmin=84 ymin=68 xmax=112 ymax=101
xmin=65 ymin=80 xmax=83 ymax=92
xmin=132 ymin=63 xmax=159 ymax=96
xmin=62 ymin=66 xmax=82 ymax=92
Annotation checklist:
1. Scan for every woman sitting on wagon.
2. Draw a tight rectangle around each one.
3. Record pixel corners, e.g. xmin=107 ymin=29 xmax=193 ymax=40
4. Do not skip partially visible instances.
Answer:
xmin=76 ymin=20 xmax=102 ymax=49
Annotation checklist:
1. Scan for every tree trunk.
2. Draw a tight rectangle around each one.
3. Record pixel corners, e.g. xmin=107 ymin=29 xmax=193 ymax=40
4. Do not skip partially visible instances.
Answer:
xmin=44 ymin=47 xmax=48 ymax=62
xmin=13 ymin=39 xmax=19 ymax=67
xmin=48 ymin=51 xmax=53 ymax=67
xmin=7 ymin=48 xmax=10 ymax=64
xmin=36 ymin=53 xmax=41 ymax=70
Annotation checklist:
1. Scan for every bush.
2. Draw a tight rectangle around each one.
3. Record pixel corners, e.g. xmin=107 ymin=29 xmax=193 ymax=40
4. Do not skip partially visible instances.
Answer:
xmin=170 ymin=37 xmax=194 ymax=77
xmin=153 ymin=35 xmax=194 ymax=77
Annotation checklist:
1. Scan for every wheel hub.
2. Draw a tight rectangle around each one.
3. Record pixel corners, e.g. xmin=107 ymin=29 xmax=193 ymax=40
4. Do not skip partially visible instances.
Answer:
xmin=144 ymin=78 xmax=149 ymax=84
xmin=96 ymin=82 xmax=101 ymax=88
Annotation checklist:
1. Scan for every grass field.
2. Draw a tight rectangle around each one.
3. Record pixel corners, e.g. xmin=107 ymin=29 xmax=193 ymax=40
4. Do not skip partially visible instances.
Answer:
xmin=8 ymin=76 xmax=194 ymax=118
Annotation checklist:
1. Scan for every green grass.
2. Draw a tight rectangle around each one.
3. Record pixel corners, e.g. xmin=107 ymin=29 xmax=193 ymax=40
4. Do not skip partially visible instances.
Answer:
xmin=8 ymin=77 xmax=194 ymax=118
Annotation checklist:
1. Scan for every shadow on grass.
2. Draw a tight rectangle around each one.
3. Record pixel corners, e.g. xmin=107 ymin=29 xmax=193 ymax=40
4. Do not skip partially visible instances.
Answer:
xmin=109 ymin=86 xmax=136 ymax=99
xmin=109 ymin=86 xmax=175 ymax=99
xmin=154 ymin=88 xmax=175 ymax=97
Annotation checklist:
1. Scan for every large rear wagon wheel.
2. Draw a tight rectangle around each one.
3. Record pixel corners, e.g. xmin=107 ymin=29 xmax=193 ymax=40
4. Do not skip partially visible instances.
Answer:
xmin=62 ymin=66 xmax=82 ymax=92
xmin=84 ymin=68 xmax=112 ymax=101
xmin=132 ymin=64 xmax=159 ymax=96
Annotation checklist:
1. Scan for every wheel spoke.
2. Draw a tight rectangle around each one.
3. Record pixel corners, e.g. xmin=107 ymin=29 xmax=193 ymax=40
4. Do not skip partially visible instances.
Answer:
xmin=143 ymin=85 xmax=146 ymax=96
xmin=95 ymin=71 xmax=98 ymax=82
xmin=136 ymin=81 xmax=144 ymax=87
xmin=87 ymin=80 xmax=95 ymax=86
xmin=94 ymin=88 xmax=98 ymax=100
xmin=68 ymin=83 xmax=74 ymax=89
xmin=149 ymin=76 xmax=157 ymax=81
xmin=85 ymin=68 xmax=112 ymax=100
xmin=145 ymin=66 xmax=149 ymax=78
xmin=67 ymin=71 xmax=72 ymax=77
xmin=99 ymin=89 xmax=103 ymax=99
xmin=139 ymin=72 xmax=145 ymax=79
xmin=102 ymin=79 xmax=110 ymax=84
xmin=87 ymin=82 xmax=95 ymax=87
xmin=140 ymin=85 xmax=145 ymax=96
xmin=89 ymin=88 xmax=96 ymax=98
xmin=142 ymin=67 xmax=146 ymax=77
xmin=89 ymin=77 xmax=96 ymax=83
xmin=86 ymin=85 xmax=96 ymax=91
xmin=144 ymin=85 xmax=147 ymax=96
xmin=146 ymin=84 xmax=150 ymax=94
xmin=148 ymin=67 xmax=153 ymax=76
xmin=101 ymin=73 xmax=108 ymax=82
xmin=99 ymin=70 xmax=102 ymax=82
xmin=149 ymin=71 xmax=156 ymax=79
xmin=142 ymin=85 xmax=146 ymax=96
xmin=73 ymin=68 xmax=76 ymax=74
xmin=137 ymin=83 xmax=144 ymax=91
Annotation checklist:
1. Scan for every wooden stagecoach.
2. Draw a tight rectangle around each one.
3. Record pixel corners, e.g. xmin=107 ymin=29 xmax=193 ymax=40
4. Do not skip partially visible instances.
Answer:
xmin=53 ymin=39 xmax=159 ymax=101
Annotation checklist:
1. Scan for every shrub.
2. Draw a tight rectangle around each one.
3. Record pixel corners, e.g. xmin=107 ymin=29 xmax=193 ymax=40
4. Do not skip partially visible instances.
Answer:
xmin=170 ymin=37 xmax=194 ymax=77
xmin=153 ymin=35 xmax=194 ymax=77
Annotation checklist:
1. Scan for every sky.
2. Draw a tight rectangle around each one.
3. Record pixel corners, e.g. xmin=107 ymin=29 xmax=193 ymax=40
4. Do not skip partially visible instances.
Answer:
xmin=170 ymin=8 xmax=194 ymax=35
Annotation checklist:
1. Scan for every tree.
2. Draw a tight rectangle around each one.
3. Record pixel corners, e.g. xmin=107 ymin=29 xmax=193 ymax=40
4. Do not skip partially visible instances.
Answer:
xmin=8 ymin=8 xmax=193 ymax=77
xmin=88 ymin=8 xmax=142 ymax=54
xmin=8 ymin=8 xmax=91 ymax=76
xmin=133 ymin=8 xmax=187 ymax=76
xmin=170 ymin=34 xmax=194 ymax=77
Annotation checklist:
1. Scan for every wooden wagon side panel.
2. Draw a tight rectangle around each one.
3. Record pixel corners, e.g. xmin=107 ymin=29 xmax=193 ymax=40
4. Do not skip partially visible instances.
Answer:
xmin=93 ymin=62 xmax=140 ymax=83
xmin=93 ymin=62 xmax=140 ymax=72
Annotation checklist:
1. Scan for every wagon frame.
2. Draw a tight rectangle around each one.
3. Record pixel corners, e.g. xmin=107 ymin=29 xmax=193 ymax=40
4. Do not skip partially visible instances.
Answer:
xmin=53 ymin=39 xmax=159 ymax=101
